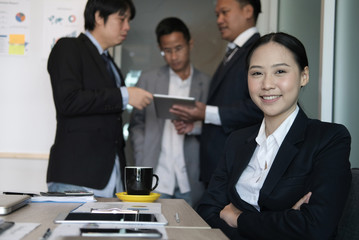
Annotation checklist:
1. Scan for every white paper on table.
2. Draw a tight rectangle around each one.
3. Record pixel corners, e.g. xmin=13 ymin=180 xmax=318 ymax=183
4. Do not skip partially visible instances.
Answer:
xmin=31 ymin=196 xmax=96 ymax=203
xmin=0 ymin=222 xmax=40 ymax=240
xmin=48 ymin=223 xmax=167 ymax=240
xmin=72 ymin=202 xmax=161 ymax=214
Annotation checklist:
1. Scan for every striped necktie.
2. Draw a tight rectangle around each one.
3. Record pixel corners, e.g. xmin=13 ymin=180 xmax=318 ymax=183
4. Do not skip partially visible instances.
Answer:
xmin=223 ymin=46 xmax=239 ymax=65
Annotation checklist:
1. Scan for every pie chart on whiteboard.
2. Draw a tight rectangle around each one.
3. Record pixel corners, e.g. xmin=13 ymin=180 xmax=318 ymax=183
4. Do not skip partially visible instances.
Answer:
xmin=16 ymin=12 xmax=26 ymax=22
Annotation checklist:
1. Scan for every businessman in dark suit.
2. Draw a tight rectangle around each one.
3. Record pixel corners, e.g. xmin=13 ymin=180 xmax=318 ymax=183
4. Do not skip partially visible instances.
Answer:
xmin=170 ymin=0 xmax=263 ymax=185
xmin=46 ymin=0 xmax=152 ymax=197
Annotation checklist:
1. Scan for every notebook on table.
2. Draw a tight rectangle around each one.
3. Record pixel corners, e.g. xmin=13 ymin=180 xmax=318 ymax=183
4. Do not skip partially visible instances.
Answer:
xmin=0 ymin=194 xmax=31 ymax=215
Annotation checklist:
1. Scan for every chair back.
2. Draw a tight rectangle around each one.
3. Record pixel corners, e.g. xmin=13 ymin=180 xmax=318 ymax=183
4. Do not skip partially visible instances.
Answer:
xmin=335 ymin=168 xmax=359 ymax=240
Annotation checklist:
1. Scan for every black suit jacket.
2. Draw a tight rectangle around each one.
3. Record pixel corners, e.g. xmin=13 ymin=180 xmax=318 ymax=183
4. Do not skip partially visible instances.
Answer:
xmin=47 ymin=33 xmax=126 ymax=189
xmin=198 ymin=109 xmax=352 ymax=240
xmin=200 ymin=33 xmax=263 ymax=183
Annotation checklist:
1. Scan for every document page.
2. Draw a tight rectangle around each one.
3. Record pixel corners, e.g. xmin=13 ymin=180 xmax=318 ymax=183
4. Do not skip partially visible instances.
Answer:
xmin=72 ymin=202 xmax=161 ymax=214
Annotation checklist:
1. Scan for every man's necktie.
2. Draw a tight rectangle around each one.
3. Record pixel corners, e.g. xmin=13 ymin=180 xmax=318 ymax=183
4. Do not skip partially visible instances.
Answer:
xmin=101 ymin=53 xmax=117 ymax=84
xmin=223 ymin=46 xmax=239 ymax=65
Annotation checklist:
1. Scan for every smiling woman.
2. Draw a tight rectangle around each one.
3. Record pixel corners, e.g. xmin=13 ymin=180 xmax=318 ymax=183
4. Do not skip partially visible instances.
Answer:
xmin=247 ymin=41 xmax=309 ymax=135
xmin=197 ymin=32 xmax=352 ymax=240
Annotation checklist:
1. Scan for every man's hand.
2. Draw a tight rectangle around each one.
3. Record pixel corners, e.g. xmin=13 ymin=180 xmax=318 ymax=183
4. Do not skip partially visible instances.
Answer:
xmin=127 ymin=87 xmax=153 ymax=110
xmin=292 ymin=192 xmax=312 ymax=210
xmin=170 ymin=101 xmax=206 ymax=122
xmin=220 ymin=203 xmax=242 ymax=228
xmin=172 ymin=120 xmax=194 ymax=135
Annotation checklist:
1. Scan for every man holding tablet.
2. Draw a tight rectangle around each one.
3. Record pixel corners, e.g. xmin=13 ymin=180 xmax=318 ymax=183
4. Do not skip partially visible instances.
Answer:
xmin=129 ymin=17 xmax=209 ymax=207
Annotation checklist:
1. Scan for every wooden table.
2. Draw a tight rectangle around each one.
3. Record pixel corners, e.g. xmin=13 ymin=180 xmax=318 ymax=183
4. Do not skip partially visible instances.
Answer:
xmin=2 ymin=198 xmax=228 ymax=240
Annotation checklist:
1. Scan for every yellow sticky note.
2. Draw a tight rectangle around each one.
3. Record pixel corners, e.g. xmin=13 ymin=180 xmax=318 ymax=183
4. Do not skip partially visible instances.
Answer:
xmin=9 ymin=34 xmax=25 ymax=44
xmin=9 ymin=44 xmax=25 ymax=55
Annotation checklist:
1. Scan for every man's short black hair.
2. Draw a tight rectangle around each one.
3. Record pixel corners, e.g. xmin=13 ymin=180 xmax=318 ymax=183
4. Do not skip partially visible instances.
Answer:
xmin=155 ymin=17 xmax=191 ymax=45
xmin=84 ymin=0 xmax=136 ymax=31
xmin=237 ymin=0 xmax=261 ymax=23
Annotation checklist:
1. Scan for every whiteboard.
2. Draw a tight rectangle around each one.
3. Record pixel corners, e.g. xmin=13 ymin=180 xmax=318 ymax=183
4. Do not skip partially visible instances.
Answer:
xmin=0 ymin=0 xmax=86 ymax=155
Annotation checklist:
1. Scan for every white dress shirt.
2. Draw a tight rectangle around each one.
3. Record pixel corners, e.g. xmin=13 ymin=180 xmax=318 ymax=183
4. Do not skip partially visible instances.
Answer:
xmin=155 ymin=66 xmax=193 ymax=195
xmin=235 ymin=106 xmax=299 ymax=211
xmin=205 ymin=27 xmax=259 ymax=126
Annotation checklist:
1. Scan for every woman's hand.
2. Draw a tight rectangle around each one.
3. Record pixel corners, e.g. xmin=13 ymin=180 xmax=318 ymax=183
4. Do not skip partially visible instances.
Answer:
xmin=220 ymin=203 xmax=242 ymax=228
xmin=219 ymin=192 xmax=311 ymax=229
xmin=292 ymin=192 xmax=312 ymax=210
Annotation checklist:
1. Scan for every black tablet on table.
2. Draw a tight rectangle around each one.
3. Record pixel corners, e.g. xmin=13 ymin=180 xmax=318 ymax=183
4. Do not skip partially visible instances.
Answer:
xmin=54 ymin=212 xmax=168 ymax=225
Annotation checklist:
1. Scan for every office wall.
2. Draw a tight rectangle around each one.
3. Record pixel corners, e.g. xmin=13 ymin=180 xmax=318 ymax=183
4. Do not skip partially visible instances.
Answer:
xmin=0 ymin=0 xmax=86 ymax=156
xmin=277 ymin=0 xmax=321 ymax=119
xmin=334 ymin=0 xmax=359 ymax=167
xmin=0 ymin=0 xmax=86 ymax=192
xmin=0 ymin=158 xmax=48 ymax=192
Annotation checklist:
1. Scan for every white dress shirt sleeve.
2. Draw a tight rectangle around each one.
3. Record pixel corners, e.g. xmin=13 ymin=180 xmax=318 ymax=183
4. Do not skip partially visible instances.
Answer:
xmin=204 ymin=105 xmax=222 ymax=126
xmin=187 ymin=121 xmax=203 ymax=135
xmin=121 ymin=86 xmax=129 ymax=110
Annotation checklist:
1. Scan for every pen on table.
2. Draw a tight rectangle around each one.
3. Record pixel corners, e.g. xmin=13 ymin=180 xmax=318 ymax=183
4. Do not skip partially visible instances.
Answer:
xmin=0 ymin=221 xmax=15 ymax=235
xmin=39 ymin=228 xmax=52 ymax=240
xmin=175 ymin=212 xmax=180 ymax=223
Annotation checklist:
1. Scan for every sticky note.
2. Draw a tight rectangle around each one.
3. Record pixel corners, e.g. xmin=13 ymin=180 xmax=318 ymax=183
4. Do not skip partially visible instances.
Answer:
xmin=9 ymin=44 xmax=25 ymax=55
xmin=9 ymin=34 xmax=25 ymax=44
xmin=8 ymin=34 xmax=26 ymax=55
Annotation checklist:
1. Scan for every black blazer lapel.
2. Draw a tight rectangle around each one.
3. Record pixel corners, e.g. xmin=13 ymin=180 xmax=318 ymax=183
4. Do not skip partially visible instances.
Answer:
xmin=207 ymin=51 xmax=238 ymax=100
xmin=207 ymin=33 xmax=260 ymax=101
xmin=231 ymin=132 xmax=258 ymax=184
xmin=79 ymin=33 xmax=117 ymax=87
xmin=221 ymin=33 xmax=259 ymax=75
xmin=258 ymin=109 xmax=308 ymax=206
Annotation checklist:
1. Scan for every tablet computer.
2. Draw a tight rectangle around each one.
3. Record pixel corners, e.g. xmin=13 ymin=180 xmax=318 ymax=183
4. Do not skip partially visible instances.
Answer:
xmin=153 ymin=94 xmax=195 ymax=120
xmin=54 ymin=212 xmax=168 ymax=225
xmin=80 ymin=227 xmax=162 ymax=238
xmin=0 ymin=194 xmax=31 ymax=215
